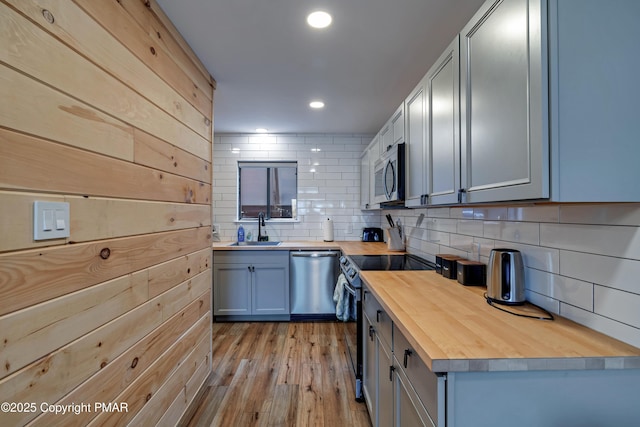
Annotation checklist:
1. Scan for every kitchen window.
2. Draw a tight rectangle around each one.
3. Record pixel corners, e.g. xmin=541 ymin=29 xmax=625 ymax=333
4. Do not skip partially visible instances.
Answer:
xmin=238 ymin=161 xmax=297 ymax=219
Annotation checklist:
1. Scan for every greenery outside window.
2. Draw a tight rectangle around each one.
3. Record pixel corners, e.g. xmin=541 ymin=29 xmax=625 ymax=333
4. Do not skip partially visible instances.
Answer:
xmin=238 ymin=161 xmax=297 ymax=219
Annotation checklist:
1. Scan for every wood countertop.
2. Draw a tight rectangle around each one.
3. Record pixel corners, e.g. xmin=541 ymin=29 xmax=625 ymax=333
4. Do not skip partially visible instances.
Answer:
xmin=212 ymin=241 xmax=402 ymax=256
xmin=360 ymin=270 xmax=640 ymax=373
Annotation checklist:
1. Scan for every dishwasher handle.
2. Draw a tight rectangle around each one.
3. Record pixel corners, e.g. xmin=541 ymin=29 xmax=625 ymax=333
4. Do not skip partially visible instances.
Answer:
xmin=291 ymin=251 xmax=339 ymax=257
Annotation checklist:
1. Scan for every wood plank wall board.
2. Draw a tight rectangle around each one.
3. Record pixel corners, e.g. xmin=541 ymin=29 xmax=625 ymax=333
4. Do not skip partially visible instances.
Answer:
xmin=116 ymin=0 xmax=215 ymax=92
xmin=89 ymin=325 xmax=211 ymax=427
xmin=0 ymin=283 xmax=211 ymax=426
xmin=145 ymin=0 xmax=215 ymax=90
xmin=0 ymin=191 xmax=68 ymax=252
xmin=0 ymin=226 xmax=211 ymax=316
xmin=124 ymin=330 xmax=211 ymax=427
xmin=0 ymin=270 xmax=149 ymax=378
xmin=0 ymin=65 xmax=136 ymax=161
xmin=0 ymin=0 xmax=214 ymax=421
xmin=0 ymin=192 xmax=211 ymax=252
xmin=0 ymin=129 xmax=211 ymax=204
xmin=148 ymin=248 xmax=212 ymax=298
xmin=134 ymin=128 xmax=212 ymax=184
xmin=4 ymin=0 xmax=212 ymax=146
xmin=71 ymin=0 xmax=213 ymax=116
xmin=26 ymin=302 xmax=209 ymax=427
xmin=0 ymin=294 xmax=163 ymax=426
xmin=167 ymin=356 xmax=212 ymax=426
xmin=1 ymin=3 xmax=212 ymax=147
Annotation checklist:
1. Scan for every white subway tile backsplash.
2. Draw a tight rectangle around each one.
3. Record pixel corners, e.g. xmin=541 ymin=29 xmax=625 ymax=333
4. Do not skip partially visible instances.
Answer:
xmin=508 ymin=205 xmax=560 ymax=223
xmin=457 ymin=220 xmax=484 ymax=237
xmin=484 ymin=221 xmax=540 ymax=245
xmin=473 ymin=207 xmax=508 ymax=221
xmin=541 ymin=223 xmax=640 ymax=259
xmin=594 ymin=286 xmax=640 ymax=329
xmin=559 ymin=205 xmax=640 ymax=226
xmin=559 ymin=251 xmax=640 ymax=295
xmin=560 ymin=304 xmax=640 ymax=349
xmin=525 ymin=268 xmax=593 ymax=311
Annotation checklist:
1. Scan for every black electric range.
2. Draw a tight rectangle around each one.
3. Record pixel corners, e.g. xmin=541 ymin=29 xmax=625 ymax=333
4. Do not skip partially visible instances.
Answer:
xmin=347 ymin=254 xmax=436 ymax=272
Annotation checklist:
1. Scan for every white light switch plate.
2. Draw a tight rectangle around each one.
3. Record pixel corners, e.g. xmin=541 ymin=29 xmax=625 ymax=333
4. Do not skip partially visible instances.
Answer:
xmin=34 ymin=201 xmax=70 ymax=240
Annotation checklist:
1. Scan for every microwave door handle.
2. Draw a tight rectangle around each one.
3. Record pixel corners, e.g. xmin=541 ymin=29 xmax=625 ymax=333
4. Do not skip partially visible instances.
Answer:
xmin=384 ymin=160 xmax=395 ymax=199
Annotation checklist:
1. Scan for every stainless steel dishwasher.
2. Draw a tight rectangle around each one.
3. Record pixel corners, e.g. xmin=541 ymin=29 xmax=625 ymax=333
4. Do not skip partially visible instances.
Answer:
xmin=289 ymin=250 xmax=340 ymax=320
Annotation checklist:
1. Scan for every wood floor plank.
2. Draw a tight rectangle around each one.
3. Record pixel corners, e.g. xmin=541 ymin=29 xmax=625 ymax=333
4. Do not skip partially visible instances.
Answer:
xmin=184 ymin=321 xmax=371 ymax=427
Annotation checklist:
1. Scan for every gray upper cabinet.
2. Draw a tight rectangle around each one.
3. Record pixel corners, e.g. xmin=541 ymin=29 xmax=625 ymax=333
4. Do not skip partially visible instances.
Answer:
xmin=547 ymin=0 xmax=640 ymax=201
xmin=460 ymin=0 xmax=548 ymax=203
xmin=405 ymin=76 xmax=428 ymax=208
xmin=405 ymin=36 xmax=460 ymax=207
xmin=428 ymin=36 xmax=461 ymax=205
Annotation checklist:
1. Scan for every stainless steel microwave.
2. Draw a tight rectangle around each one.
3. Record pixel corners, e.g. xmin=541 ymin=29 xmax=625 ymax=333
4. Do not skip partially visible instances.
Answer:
xmin=373 ymin=142 xmax=406 ymax=205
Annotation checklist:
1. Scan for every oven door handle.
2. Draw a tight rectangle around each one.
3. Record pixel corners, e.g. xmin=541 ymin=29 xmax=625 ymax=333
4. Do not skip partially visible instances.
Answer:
xmin=343 ymin=280 xmax=357 ymax=297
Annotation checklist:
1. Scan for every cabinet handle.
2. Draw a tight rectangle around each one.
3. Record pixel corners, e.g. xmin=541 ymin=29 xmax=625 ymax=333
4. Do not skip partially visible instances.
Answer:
xmin=369 ymin=326 xmax=375 ymax=341
xmin=403 ymin=349 xmax=413 ymax=368
xmin=421 ymin=194 xmax=429 ymax=205
xmin=458 ymin=188 xmax=466 ymax=203
xmin=389 ymin=365 xmax=395 ymax=381
xmin=248 ymin=266 xmax=251 ymax=272
xmin=376 ymin=310 xmax=382 ymax=323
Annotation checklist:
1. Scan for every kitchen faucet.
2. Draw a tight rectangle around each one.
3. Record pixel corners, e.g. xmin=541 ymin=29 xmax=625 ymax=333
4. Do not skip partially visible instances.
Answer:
xmin=257 ymin=212 xmax=268 ymax=241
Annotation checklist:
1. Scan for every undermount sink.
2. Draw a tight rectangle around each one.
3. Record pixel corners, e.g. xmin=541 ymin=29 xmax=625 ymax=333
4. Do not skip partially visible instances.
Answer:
xmin=228 ymin=241 xmax=282 ymax=247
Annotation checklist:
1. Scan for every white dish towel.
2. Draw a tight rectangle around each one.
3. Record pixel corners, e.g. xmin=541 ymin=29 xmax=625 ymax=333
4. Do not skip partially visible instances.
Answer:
xmin=333 ymin=273 xmax=350 ymax=322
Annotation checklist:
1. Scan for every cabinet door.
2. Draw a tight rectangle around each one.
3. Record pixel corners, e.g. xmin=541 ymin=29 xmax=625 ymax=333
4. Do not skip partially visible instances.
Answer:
xmin=362 ymin=313 xmax=377 ymax=419
xmin=380 ymin=124 xmax=393 ymax=154
xmin=252 ymin=264 xmax=288 ymax=315
xmin=391 ymin=104 xmax=405 ymax=145
xmin=395 ymin=366 xmax=434 ymax=427
xmin=404 ymin=78 xmax=428 ymax=208
xmin=213 ymin=264 xmax=251 ymax=315
xmin=460 ymin=0 xmax=548 ymax=203
xmin=428 ymin=36 xmax=461 ymax=205
xmin=378 ymin=338 xmax=394 ymax=427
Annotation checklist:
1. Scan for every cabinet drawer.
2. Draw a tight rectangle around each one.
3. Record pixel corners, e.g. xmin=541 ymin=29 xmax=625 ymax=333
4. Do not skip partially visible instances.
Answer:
xmin=363 ymin=286 xmax=392 ymax=349
xmin=394 ymin=325 xmax=441 ymax=424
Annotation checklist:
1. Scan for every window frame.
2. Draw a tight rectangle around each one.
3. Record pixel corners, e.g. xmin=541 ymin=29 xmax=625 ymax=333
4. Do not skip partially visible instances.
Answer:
xmin=237 ymin=161 xmax=298 ymax=221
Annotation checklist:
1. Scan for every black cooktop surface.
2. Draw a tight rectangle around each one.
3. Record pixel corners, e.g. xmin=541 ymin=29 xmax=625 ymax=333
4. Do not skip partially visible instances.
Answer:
xmin=349 ymin=254 xmax=435 ymax=271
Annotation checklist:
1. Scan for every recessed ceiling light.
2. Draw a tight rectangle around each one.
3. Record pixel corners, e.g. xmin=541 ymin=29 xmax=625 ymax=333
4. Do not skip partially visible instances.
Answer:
xmin=307 ymin=11 xmax=332 ymax=29
xmin=309 ymin=101 xmax=325 ymax=109
xmin=255 ymin=128 xmax=268 ymax=133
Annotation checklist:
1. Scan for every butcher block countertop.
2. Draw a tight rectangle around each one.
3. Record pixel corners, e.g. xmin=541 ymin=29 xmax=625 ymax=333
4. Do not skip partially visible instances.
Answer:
xmin=212 ymin=240 xmax=399 ymax=255
xmin=360 ymin=270 xmax=640 ymax=373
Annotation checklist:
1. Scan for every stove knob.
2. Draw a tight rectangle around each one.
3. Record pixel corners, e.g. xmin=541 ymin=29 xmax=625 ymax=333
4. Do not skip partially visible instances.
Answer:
xmin=339 ymin=256 xmax=347 ymax=265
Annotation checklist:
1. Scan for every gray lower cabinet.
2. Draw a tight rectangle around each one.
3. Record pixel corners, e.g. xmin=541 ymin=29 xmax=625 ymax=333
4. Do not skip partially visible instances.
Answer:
xmin=363 ymin=281 xmax=444 ymax=427
xmin=213 ymin=251 xmax=289 ymax=319
xmin=363 ymin=285 xmax=640 ymax=427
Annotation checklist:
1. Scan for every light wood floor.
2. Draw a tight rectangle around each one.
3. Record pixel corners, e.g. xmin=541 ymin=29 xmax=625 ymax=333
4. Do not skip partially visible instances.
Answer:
xmin=184 ymin=321 xmax=372 ymax=427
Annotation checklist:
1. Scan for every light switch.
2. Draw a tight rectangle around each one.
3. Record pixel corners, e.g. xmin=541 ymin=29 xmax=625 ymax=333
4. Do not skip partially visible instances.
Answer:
xmin=55 ymin=210 xmax=66 ymax=230
xmin=43 ymin=209 xmax=54 ymax=231
xmin=34 ymin=201 xmax=70 ymax=240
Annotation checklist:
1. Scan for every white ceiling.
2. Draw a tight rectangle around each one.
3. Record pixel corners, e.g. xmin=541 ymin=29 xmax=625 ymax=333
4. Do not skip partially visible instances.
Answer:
xmin=156 ymin=0 xmax=486 ymax=135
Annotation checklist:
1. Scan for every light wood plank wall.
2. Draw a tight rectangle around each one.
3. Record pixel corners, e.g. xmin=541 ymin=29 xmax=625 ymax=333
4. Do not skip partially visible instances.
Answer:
xmin=0 ymin=0 xmax=215 ymax=425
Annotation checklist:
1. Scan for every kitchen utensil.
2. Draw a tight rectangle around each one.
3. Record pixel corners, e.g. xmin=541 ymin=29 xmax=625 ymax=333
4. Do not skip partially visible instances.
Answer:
xmin=386 ymin=214 xmax=395 ymax=227
xmin=487 ymin=249 xmax=525 ymax=304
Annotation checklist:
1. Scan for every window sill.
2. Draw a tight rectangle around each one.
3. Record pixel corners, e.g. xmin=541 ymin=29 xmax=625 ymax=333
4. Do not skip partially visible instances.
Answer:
xmin=234 ymin=219 xmax=300 ymax=224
